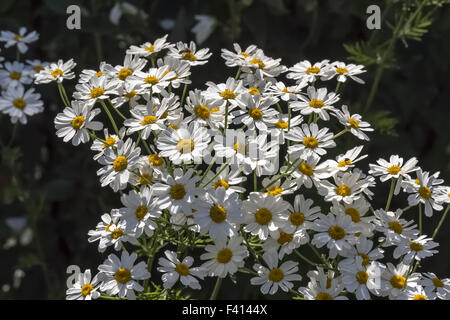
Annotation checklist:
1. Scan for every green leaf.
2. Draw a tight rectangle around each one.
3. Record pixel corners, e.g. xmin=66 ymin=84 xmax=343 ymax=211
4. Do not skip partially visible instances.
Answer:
xmin=366 ymin=110 xmax=399 ymax=136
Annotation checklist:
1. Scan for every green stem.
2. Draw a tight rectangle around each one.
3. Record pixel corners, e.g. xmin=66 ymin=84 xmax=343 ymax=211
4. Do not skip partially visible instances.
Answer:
xmin=234 ymin=66 xmax=241 ymax=80
xmin=432 ymin=204 xmax=450 ymax=240
xmin=335 ymin=81 xmax=341 ymax=94
xmin=180 ymin=78 xmax=190 ymax=107
xmin=209 ymin=277 xmax=223 ymax=300
xmin=199 ymin=156 xmax=216 ymax=184
xmin=294 ymin=249 xmax=319 ymax=267
xmin=385 ymin=178 xmax=396 ymax=211
xmin=261 ymin=158 xmax=301 ymax=192
xmin=100 ymin=100 xmax=120 ymax=136
xmin=203 ymin=163 xmax=229 ymax=188
xmin=253 ymin=170 xmax=257 ymax=191
xmin=57 ymin=82 xmax=71 ymax=108
xmin=419 ymin=202 xmax=423 ymax=235
xmin=326 ymin=128 xmax=349 ymax=141
xmin=224 ymin=101 xmax=230 ymax=137
xmin=108 ymin=99 xmax=127 ymax=120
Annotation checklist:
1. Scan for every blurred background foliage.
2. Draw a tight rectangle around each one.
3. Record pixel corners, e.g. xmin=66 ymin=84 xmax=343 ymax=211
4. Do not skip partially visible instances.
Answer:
xmin=0 ymin=0 xmax=449 ymax=299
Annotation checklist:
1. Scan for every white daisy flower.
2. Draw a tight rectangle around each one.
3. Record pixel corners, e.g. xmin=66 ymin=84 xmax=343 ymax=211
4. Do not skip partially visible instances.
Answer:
xmin=393 ymin=235 xmax=439 ymax=264
xmin=98 ymin=251 xmax=150 ymax=300
xmin=435 ymin=186 xmax=450 ymax=205
xmin=184 ymin=89 xmax=223 ymax=129
xmin=266 ymin=81 xmax=306 ymax=102
xmin=119 ymin=187 xmax=162 ymax=238
xmin=368 ymin=154 xmax=419 ymax=183
xmin=203 ymin=165 xmax=246 ymax=194
xmin=323 ymin=61 xmax=366 ymax=84
xmin=250 ymin=251 xmax=301 ymax=295
xmin=338 ymin=237 xmax=384 ymax=269
xmin=283 ymin=155 xmax=335 ymax=189
xmin=242 ymin=49 xmax=287 ymax=79
xmin=243 ymin=192 xmax=291 ymax=241
xmin=0 ymin=27 xmax=39 ymax=53
xmin=396 ymin=285 xmax=432 ymax=300
xmin=221 ymin=43 xmax=258 ymax=68
xmin=130 ymin=65 xmax=175 ymax=93
xmin=0 ymin=61 xmax=33 ymax=89
xmin=330 ymin=198 xmax=374 ymax=237
xmin=404 ymin=169 xmax=444 ymax=217
xmin=152 ymin=168 xmax=201 ymax=215
xmin=78 ymin=61 xmax=108 ymax=84
xmin=169 ymin=211 xmax=200 ymax=232
xmin=156 ymin=122 xmax=210 ymax=164
xmin=124 ymin=100 xmax=171 ymax=139
xmin=311 ymin=213 xmax=359 ymax=258
xmin=0 ymin=85 xmax=43 ymax=124
xmin=373 ymin=208 xmax=419 ymax=246
xmin=204 ymin=77 xmax=245 ymax=111
xmin=419 ymin=272 xmax=450 ymax=300
xmin=285 ymin=123 xmax=336 ymax=159
xmin=73 ymin=75 xmax=120 ymax=105
xmin=330 ymin=145 xmax=368 ymax=172
xmin=97 ymin=138 xmax=141 ymax=192
xmin=90 ymin=127 xmax=126 ymax=161
xmin=110 ymin=80 xmax=145 ymax=108
xmin=232 ymin=94 xmax=279 ymax=131
xmin=340 ymin=257 xmax=384 ymax=300
xmin=157 ymin=250 xmax=207 ymax=290
xmin=290 ymin=86 xmax=340 ymax=121
xmin=286 ymin=59 xmax=330 ymax=84
xmin=333 ymin=105 xmax=373 ymax=141
xmin=283 ymin=194 xmax=321 ymax=236
xmin=103 ymin=53 xmax=147 ymax=82
xmin=54 ymin=101 xmax=103 ymax=146
xmin=262 ymin=227 xmax=306 ymax=259
xmin=380 ymin=262 xmax=420 ymax=299
xmin=318 ymin=171 xmax=369 ymax=204
xmin=168 ymin=41 xmax=212 ymax=66
xmin=261 ymin=176 xmax=296 ymax=197
xmin=87 ymin=210 xmax=121 ymax=244
xmin=193 ymin=187 xmax=244 ymax=241
xmin=34 ymin=59 xmax=76 ymax=84
xmin=299 ymin=269 xmax=348 ymax=300
xmin=271 ymin=113 xmax=303 ymax=144
xmin=126 ymin=34 xmax=173 ymax=56
xmin=66 ymin=269 xmax=100 ymax=300
xmin=156 ymin=56 xmax=192 ymax=88
xmin=200 ymin=236 xmax=249 ymax=278
xmin=25 ymin=59 xmax=49 ymax=75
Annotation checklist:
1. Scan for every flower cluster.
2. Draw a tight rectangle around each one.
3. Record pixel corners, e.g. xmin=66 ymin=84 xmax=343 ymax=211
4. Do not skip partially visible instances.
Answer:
xmin=0 ymin=27 xmax=45 ymax=124
xmin=35 ymin=34 xmax=450 ymax=300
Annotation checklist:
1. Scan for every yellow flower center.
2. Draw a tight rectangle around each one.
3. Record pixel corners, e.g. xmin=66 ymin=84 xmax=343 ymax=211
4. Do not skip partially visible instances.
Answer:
xmin=335 ymin=185 xmax=352 ymax=197
xmin=268 ymin=268 xmax=284 ymax=282
xmin=51 ymin=68 xmax=64 ymax=78
xmin=213 ymin=179 xmax=229 ymax=190
xmin=290 ymin=212 xmax=305 ymax=226
xmin=145 ymin=44 xmax=155 ymax=52
xmin=125 ymin=90 xmax=137 ymax=99
xmin=328 ymin=225 xmax=346 ymax=240
xmin=118 ymin=68 xmax=133 ymax=80
xmin=13 ymin=98 xmax=26 ymax=109
xmin=348 ymin=118 xmax=359 ymax=129
xmin=182 ymin=52 xmax=197 ymax=61
xmin=216 ymin=248 xmax=233 ymax=264
xmin=275 ymin=120 xmax=289 ymax=129
xmin=248 ymin=87 xmax=260 ymax=95
xmin=135 ymin=205 xmax=148 ymax=220
xmin=209 ymin=205 xmax=227 ymax=223
xmin=277 ymin=232 xmax=293 ymax=245
xmin=9 ymin=71 xmax=21 ymax=80
xmin=233 ymin=142 xmax=246 ymax=154
xmin=419 ymin=186 xmax=431 ymax=199
xmin=336 ymin=67 xmax=349 ymax=75
xmin=239 ymin=52 xmax=249 ymax=58
xmin=250 ymin=58 xmax=265 ymax=69
xmin=111 ymin=228 xmax=123 ymax=239
xmin=103 ymin=136 xmax=116 ymax=148
xmin=89 ymin=87 xmax=104 ymax=99
xmin=168 ymin=125 xmax=178 ymax=130
xmin=410 ymin=242 xmax=424 ymax=252
xmin=358 ymin=253 xmax=370 ymax=267
xmin=194 ymin=105 xmax=211 ymax=119
xmin=309 ymin=99 xmax=324 ymax=109
xmin=413 ymin=294 xmax=427 ymax=300
xmin=81 ymin=284 xmax=94 ymax=297
xmin=298 ymin=163 xmax=314 ymax=176
xmin=34 ymin=65 xmax=44 ymax=73
xmin=338 ymin=159 xmax=352 ymax=167
xmin=220 ymin=89 xmax=236 ymax=100
xmin=387 ymin=165 xmax=402 ymax=175
xmin=248 ymin=108 xmax=262 ymax=121
xmin=144 ymin=76 xmax=159 ymax=85
xmin=149 ymin=154 xmax=164 ymax=166
xmin=71 ymin=115 xmax=85 ymax=130
xmin=415 ymin=178 xmax=420 ymax=185
xmin=356 ymin=271 xmax=369 ymax=284
xmin=114 ymin=268 xmax=131 ymax=284
xmin=302 ymin=136 xmax=319 ymax=149
xmin=388 ymin=221 xmax=403 ymax=234
xmin=113 ymin=155 xmax=128 ymax=172
xmin=176 ymin=139 xmax=195 ymax=154
xmin=254 ymin=208 xmax=272 ymax=225
xmin=390 ymin=275 xmax=406 ymax=289
xmin=267 ymin=186 xmax=283 ymax=196
xmin=432 ymin=277 xmax=444 ymax=288
xmin=170 ymin=184 xmax=186 ymax=200
xmin=141 ymin=115 xmax=158 ymax=125
xmin=316 ymin=292 xmax=333 ymax=300
xmin=105 ymin=223 xmax=114 ymax=232
xmin=13 ymin=34 xmax=23 ymax=41
xmin=175 ymin=263 xmax=190 ymax=276
xmin=282 ymin=87 xmax=289 ymax=93
xmin=139 ymin=174 xmax=152 ymax=185
xmin=306 ymin=67 xmax=320 ymax=74
xmin=95 ymin=70 xmax=103 ymax=77
xmin=345 ymin=208 xmax=360 ymax=223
